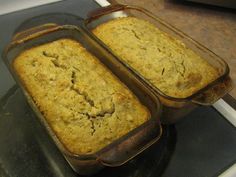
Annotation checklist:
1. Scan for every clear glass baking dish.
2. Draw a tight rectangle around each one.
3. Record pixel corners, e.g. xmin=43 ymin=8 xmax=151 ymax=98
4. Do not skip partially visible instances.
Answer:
xmin=2 ymin=13 xmax=162 ymax=175
xmin=84 ymin=4 xmax=233 ymax=123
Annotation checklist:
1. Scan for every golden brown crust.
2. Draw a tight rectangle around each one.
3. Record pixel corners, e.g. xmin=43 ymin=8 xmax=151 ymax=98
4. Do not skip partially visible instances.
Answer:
xmin=13 ymin=38 xmax=149 ymax=154
xmin=93 ymin=17 xmax=219 ymax=98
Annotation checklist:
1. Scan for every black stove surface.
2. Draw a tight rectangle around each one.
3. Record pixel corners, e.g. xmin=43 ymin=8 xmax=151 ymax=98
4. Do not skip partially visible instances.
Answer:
xmin=0 ymin=0 xmax=235 ymax=177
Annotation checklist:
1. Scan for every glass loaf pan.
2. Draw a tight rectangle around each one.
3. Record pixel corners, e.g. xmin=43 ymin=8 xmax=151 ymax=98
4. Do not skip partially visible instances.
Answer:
xmin=84 ymin=4 xmax=234 ymax=124
xmin=3 ymin=14 xmax=162 ymax=175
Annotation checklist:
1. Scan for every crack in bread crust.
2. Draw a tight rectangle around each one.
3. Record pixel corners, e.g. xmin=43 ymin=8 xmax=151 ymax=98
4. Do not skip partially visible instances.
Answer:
xmin=13 ymin=38 xmax=149 ymax=154
xmin=93 ymin=17 xmax=219 ymax=98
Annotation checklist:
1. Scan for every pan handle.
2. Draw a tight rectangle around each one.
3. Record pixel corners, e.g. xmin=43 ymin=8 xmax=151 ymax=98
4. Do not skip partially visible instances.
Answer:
xmin=87 ymin=4 xmax=126 ymax=20
xmin=191 ymin=76 xmax=234 ymax=105
xmin=12 ymin=23 xmax=59 ymax=42
xmin=12 ymin=13 xmax=83 ymax=43
xmin=96 ymin=122 xmax=162 ymax=167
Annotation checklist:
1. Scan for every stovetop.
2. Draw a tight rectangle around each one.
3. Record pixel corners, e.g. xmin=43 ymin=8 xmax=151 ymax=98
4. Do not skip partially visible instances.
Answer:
xmin=0 ymin=0 xmax=235 ymax=177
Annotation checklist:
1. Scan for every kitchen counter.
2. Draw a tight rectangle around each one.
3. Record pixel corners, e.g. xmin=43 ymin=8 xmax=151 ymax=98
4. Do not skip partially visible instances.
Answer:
xmin=109 ymin=0 xmax=236 ymax=99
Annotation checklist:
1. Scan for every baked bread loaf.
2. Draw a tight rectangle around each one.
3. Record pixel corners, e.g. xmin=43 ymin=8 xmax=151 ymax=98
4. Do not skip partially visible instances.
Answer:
xmin=93 ymin=17 xmax=219 ymax=98
xmin=13 ymin=38 xmax=149 ymax=154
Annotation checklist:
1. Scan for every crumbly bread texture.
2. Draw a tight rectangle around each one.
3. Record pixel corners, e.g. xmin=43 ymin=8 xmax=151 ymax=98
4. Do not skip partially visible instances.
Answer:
xmin=93 ymin=17 xmax=219 ymax=98
xmin=13 ymin=38 xmax=149 ymax=154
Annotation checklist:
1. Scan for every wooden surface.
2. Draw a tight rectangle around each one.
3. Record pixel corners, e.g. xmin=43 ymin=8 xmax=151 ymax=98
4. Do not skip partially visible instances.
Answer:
xmin=108 ymin=0 xmax=236 ymax=99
